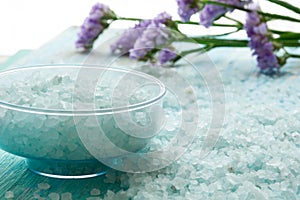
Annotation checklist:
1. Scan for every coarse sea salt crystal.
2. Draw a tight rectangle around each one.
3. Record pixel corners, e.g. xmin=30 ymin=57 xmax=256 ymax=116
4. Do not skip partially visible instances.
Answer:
xmin=48 ymin=192 xmax=60 ymax=200
xmin=104 ymin=190 xmax=115 ymax=200
xmin=4 ymin=191 xmax=14 ymax=199
xmin=33 ymin=189 xmax=42 ymax=199
xmin=0 ymin=109 xmax=6 ymax=118
xmin=38 ymin=182 xmax=51 ymax=190
xmin=281 ymin=190 xmax=297 ymax=200
xmin=0 ymin=57 xmax=300 ymax=199
xmin=61 ymin=192 xmax=72 ymax=200
xmin=90 ymin=188 xmax=101 ymax=196
xmin=45 ymin=117 xmax=59 ymax=128
xmin=86 ymin=197 xmax=102 ymax=200
xmin=0 ymin=72 xmax=162 ymax=165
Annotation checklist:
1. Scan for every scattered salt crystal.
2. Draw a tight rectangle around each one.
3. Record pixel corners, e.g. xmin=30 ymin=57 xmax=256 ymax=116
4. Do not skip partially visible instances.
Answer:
xmin=86 ymin=197 xmax=101 ymax=200
xmin=67 ymin=143 xmax=78 ymax=152
xmin=61 ymin=192 xmax=72 ymax=200
xmin=38 ymin=182 xmax=51 ymax=190
xmin=239 ymin=181 xmax=267 ymax=200
xmin=0 ymin=57 xmax=299 ymax=199
xmin=281 ymin=190 xmax=297 ymax=200
xmin=90 ymin=188 xmax=101 ymax=196
xmin=13 ymin=111 xmax=27 ymax=122
xmin=51 ymin=75 xmax=63 ymax=85
xmin=104 ymin=170 xmax=117 ymax=184
xmin=172 ymin=177 xmax=187 ymax=189
xmin=33 ymin=189 xmax=41 ymax=198
xmin=164 ymin=115 xmax=177 ymax=131
xmin=226 ymin=193 xmax=239 ymax=200
xmin=145 ymin=183 xmax=160 ymax=192
xmin=184 ymin=86 xmax=194 ymax=94
xmin=0 ymin=109 xmax=5 ymax=118
xmin=134 ymin=112 xmax=148 ymax=126
xmin=45 ymin=118 xmax=59 ymax=127
xmin=48 ymin=192 xmax=60 ymax=200
xmin=4 ymin=191 xmax=14 ymax=199
xmin=33 ymin=116 xmax=45 ymax=129
xmin=104 ymin=190 xmax=116 ymax=200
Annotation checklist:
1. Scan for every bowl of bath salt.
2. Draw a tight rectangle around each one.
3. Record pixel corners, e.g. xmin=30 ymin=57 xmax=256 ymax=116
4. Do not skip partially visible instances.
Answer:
xmin=0 ymin=65 xmax=166 ymax=179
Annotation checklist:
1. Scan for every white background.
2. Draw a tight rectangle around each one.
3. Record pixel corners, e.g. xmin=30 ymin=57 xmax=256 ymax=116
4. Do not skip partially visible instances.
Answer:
xmin=0 ymin=0 xmax=299 ymax=56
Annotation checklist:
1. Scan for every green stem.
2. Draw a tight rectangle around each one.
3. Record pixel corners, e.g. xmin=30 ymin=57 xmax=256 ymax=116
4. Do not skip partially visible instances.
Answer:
xmin=202 ymin=0 xmax=300 ymax=23
xmin=270 ymin=30 xmax=300 ymax=40
xmin=183 ymin=37 xmax=249 ymax=47
xmin=267 ymin=0 xmax=300 ymax=14
xmin=172 ymin=45 xmax=215 ymax=63
xmin=182 ymin=45 xmax=215 ymax=56
xmin=223 ymin=15 xmax=243 ymax=26
xmin=211 ymin=23 xmax=240 ymax=28
xmin=262 ymin=12 xmax=300 ymax=23
xmin=271 ymin=29 xmax=300 ymax=35
xmin=277 ymin=40 xmax=300 ymax=47
xmin=117 ymin=17 xmax=141 ymax=21
xmin=288 ymin=53 xmax=300 ymax=59
xmin=175 ymin=21 xmax=198 ymax=25
xmin=180 ymin=35 xmax=300 ymax=48
xmin=211 ymin=28 xmax=242 ymax=37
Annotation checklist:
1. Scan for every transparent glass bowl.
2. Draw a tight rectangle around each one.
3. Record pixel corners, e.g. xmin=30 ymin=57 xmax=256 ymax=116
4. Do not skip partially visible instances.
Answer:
xmin=0 ymin=65 xmax=166 ymax=179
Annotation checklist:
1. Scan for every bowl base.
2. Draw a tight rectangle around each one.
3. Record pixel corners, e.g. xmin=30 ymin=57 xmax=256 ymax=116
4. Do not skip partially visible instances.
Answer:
xmin=26 ymin=159 xmax=107 ymax=179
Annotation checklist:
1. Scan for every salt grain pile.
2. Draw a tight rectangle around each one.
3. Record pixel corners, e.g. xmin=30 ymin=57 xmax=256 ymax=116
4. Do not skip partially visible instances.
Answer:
xmin=1 ymin=50 xmax=300 ymax=199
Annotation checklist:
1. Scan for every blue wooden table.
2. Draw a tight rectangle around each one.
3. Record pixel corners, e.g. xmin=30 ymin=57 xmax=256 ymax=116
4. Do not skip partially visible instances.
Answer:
xmin=0 ymin=27 xmax=299 ymax=199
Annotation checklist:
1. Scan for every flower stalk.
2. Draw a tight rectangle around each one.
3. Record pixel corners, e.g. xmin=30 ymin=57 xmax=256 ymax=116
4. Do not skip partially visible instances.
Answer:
xmin=266 ymin=0 xmax=300 ymax=14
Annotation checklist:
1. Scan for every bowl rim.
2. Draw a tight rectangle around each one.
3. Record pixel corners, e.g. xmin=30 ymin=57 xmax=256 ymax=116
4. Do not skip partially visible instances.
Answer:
xmin=0 ymin=64 xmax=166 ymax=116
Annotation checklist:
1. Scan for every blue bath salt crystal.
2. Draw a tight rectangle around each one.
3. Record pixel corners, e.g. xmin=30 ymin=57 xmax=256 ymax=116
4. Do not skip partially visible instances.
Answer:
xmin=48 ymin=193 xmax=60 ymax=200
xmin=0 ymin=68 xmax=171 ymax=178
xmin=90 ymin=188 xmax=101 ymax=196
xmin=0 ymin=63 xmax=300 ymax=199
xmin=61 ymin=193 xmax=72 ymax=200
xmin=4 ymin=191 xmax=14 ymax=199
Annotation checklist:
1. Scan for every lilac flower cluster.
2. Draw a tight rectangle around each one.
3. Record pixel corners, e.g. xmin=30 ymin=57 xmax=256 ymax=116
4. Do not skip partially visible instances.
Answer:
xmin=111 ymin=12 xmax=177 ymax=64
xmin=244 ymin=3 xmax=279 ymax=74
xmin=129 ymin=24 xmax=171 ymax=60
xmin=176 ymin=0 xmax=251 ymax=28
xmin=76 ymin=3 xmax=115 ymax=50
xmin=200 ymin=0 xmax=250 ymax=28
xmin=176 ymin=0 xmax=201 ymax=22
xmin=158 ymin=48 xmax=178 ymax=64
xmin=111 ymin=20 xmax=151 ymax=54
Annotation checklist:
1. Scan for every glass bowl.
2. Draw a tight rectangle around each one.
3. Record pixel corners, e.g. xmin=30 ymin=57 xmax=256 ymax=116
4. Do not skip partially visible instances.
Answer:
xmin=0 ymin=65 xmax=166 ymax=179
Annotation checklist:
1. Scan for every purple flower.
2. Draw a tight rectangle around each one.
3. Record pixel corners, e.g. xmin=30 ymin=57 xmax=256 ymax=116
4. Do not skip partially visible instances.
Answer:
xmin=200 ymin=0 xmax=251 ymax=28
xmin=129 ymin=24 xmax=171 ymax=60
xmin=129 ymin=12 xmax=173 ymax=60
xmin=158 ymin=48 xmax=177 ymax=64
xmin=111 ymin=20 xmax=151 ymax=54
xmin=177 ymin=0 xmax=201 ymax=22
xmin=76 ymin=3 xmax=115 ymax=50
xmin=111 ymin=12 xmax=173 ymax=61
xmin=111 ymin=12 xmax=172 ymax=55
xmin=244 ymin=3 xmax=279 ymax=74
xmin=153 ymin=12 xmax=172 ymax=25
